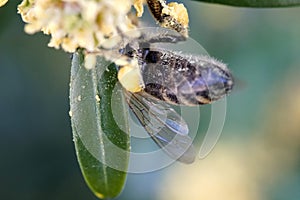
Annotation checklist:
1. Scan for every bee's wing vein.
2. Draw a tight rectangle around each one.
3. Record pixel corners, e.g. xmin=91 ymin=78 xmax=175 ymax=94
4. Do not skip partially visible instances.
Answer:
xmin=125 ymin=91 xmax=196 ymax=163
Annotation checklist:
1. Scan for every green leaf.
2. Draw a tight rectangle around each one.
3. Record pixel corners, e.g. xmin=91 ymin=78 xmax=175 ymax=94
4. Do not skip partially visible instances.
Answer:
xmin=69 ymin=50 xmax=130 ymax=199
xmin=191 ymin=0 xmax=300 ymax=7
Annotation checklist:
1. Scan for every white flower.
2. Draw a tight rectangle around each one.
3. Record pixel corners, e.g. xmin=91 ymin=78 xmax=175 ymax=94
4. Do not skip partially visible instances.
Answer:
xmin=18 ymin=0 xmax=143 ymax=53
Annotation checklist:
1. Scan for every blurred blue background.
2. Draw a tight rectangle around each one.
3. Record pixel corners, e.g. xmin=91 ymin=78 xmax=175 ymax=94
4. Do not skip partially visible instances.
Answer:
xmin=1 ymin=1 xmax=300 ymax=200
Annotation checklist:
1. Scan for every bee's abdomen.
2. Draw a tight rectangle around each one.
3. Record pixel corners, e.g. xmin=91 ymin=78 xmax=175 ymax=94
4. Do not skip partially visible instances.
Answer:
xmin=141 ymin=50 xmax=234 ymax=106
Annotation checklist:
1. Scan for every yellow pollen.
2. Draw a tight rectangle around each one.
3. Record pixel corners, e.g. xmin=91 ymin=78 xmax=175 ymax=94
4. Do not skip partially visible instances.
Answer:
xmin=118 ymin=61 xmax=144 ymax=93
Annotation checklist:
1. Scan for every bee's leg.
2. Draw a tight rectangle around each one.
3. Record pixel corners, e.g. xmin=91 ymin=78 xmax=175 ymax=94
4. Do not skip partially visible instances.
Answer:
xmin=146 ymin=0 xmax=189 ymax=37
xmin=142 ymin=30 xmax=187 ymax=44
xmin=137 ymin=31 xmax=186 ymax=52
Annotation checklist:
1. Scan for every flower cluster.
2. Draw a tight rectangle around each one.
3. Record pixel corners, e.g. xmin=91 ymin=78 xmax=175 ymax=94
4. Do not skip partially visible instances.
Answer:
xmin=18 ymin=0 xmax=143 ymax=53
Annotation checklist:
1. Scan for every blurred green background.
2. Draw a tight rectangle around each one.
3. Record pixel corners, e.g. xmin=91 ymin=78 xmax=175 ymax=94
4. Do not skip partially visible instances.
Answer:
xmin=1 ymin=1 xmax=300 ymax=200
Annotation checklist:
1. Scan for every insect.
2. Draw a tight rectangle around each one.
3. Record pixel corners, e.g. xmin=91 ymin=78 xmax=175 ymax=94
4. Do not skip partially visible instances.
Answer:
xmin=116 ymin=29 xmax=234 ymax=164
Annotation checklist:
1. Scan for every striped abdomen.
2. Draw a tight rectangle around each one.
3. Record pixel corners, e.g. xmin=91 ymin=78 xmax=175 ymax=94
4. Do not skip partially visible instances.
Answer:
xmin=139 ymin=49 xmax=234 ymax=106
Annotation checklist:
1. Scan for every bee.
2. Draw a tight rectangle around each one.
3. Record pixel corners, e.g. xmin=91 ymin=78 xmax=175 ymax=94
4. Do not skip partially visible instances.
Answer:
xmin=115 ymin=29 xmax=234 ymax=164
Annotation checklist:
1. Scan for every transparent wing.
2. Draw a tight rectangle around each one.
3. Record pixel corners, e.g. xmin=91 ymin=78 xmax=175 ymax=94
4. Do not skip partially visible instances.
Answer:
xmin=124 ymin=90 xmax=196 ymax=164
